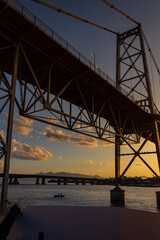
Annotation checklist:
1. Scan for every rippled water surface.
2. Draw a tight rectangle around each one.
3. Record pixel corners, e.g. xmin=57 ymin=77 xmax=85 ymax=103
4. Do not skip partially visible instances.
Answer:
xmin=1 ymin=180 xmax=160 ymax=213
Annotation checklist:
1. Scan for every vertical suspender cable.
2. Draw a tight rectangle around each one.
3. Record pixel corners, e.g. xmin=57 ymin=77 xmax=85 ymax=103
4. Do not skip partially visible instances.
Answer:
xmin=142 ymin=30 xmax=160 ymax=86
xmin=149 ymin=54 xmax=156 ymax=106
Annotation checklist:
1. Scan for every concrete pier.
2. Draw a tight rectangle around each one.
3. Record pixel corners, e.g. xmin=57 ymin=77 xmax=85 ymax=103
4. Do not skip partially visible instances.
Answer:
xmin=91 ymin=180 xmax=95 ymax=185
xmin=82 ymin=179 xmax=86 ymax=185
xmin=75 ymin=180 xmax=79 ymax=185
xmin=110 ymin=186 xmax=125 ymax=206
xmin=12 ymin=178 xmax=19 ymax=185
xmin=57 ymin=179 xmax=61 ymax=185
xmin=41 ymin=177 xmax=45 ymax=185
xmin=63 ymin=179 xmax=68 ymax=185
xmin=9 ymin=177 xmax=19 ymax=185
xmin=35 ymin=177 xmax=39 ymax=185
xmin=9 ymin=177 xmax=13 ymax=185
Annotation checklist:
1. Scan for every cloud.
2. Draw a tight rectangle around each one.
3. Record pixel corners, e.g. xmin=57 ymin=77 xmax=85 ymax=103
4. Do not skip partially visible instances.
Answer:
xmin=106 ymin=162 xmax=114 ymax=167
xmin=45 ymin=127 xmax=71 ymax=142
xmin=14 ymin=126 xmax=33 ymax=136
xmin=1 ymin=115 xmax=34 ymax=137
xmin=68 ymin=136 xmax=98 ymax=147
xmin=97 ymin=162 xmax=102 ymax=167
xmin=100 ymin=141 xmax=114 ymax=147
xmin=13 ymin=116 xmax=33 ymax=136
xmin=85 ymin=160 xmax=93 ymax=165
xmin=75 ymin=125 xmax=93 ymax=132
xmin=1 ymin=113 xmax=8 ymax=124
xmin=14 ymin=116 xmax=33 ymax=136
xmin=84 ymin=160 xmax=103 ymax=167
xmin=0 ymin=160 xmax=4 ymax=171
xmin=0 ymin=130 xmax=5 ymax=139
xmin=11 ymin=139 xmax=53 ymax=161
xmin=136 ymin=162 xmax=143 ymax=166
xmin=14 ymin=116 xmax=33 ymax=127
xmin=121 ymin=161 xmax=128 ymax=166
xmin=51 ymin=118 xmax=60 ymax=124
xmin=44 ymin=126 xmax=98 ymax=148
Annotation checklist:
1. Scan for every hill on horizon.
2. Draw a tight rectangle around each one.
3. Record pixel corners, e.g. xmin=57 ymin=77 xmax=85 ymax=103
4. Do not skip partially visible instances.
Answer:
xmin=36 ymin=171 xmax=103 ymax=179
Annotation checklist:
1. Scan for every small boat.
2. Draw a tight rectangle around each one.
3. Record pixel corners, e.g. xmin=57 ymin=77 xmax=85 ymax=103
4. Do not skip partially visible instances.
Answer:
xmin=54 ymin=194 xmax=65 ymax=198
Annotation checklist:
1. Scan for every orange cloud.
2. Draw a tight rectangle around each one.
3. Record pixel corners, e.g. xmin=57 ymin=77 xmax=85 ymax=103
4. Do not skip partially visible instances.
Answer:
xmin=0 ymin=130 xmax=5 ymax=139
xmin=14 ymin=126 xmax=33 ymax=136
xmin=121 ymin=161 xmax=128 ymax=166
xmin=75 ymin=125 xmax=93 ymax=132
xmin=136 ymin=162 xmax=143 ymax=166
xmin=13 ymin=116 xmax=33 ymax=136
xmin=100 ymin=141 xmax=114 ymax=147
xmin=11 ymin=139 xmax=53 ymax=161
xmin=68 ymin=136 xmax=98 ymax=147
xmin=85 ymin=160 xmax=93 ymax=165
xmin=0 ymin=160 xmax=4 ymax=171
xmin=44 ymin=126 xmax=98 ymax=148
xmin=106 ymin=162 xmax=114 ymax=167
xmin=1 ymin=113 xmax=8 ymax=124
xmin=84 ymin=160 xmax=103 ymax=167
xmin=97 ymin=162 xmax=102 ymax=167
xmin=45 ymin=127 xmax=71 ymax=142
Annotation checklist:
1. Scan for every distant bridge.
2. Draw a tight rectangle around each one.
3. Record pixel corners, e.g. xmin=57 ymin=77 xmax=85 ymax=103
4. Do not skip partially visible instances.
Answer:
xmin=0 ymin=173 xmax=108 ymax=185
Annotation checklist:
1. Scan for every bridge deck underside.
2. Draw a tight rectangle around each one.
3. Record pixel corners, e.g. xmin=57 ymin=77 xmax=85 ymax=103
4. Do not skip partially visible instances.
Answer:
xmin=0 ymin=1 xmax=160 ymax=143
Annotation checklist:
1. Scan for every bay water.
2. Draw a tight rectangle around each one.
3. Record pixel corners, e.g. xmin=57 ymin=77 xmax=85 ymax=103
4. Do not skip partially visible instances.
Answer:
xmin=1 ymin=180 xmax=160 ymax=213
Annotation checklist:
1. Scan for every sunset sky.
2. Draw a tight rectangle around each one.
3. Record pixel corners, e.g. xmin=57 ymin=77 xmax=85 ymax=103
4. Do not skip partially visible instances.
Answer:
xmin=1 ymin=0 xmax=160 ymax=178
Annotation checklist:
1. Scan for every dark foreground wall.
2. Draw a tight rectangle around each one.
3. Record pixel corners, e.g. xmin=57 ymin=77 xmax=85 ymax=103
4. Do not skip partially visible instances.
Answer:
xmin=1 ymin=206 xmax=160 ymax=240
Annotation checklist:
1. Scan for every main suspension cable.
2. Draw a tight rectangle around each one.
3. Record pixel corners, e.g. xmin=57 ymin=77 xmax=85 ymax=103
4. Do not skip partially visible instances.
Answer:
xmin=149 ymin=54 xmax=156 ymax=105
xmin=100 ymin=0 xmax=139 ymax=25
xmin=30 ymin=0 xmax=118 ymax=35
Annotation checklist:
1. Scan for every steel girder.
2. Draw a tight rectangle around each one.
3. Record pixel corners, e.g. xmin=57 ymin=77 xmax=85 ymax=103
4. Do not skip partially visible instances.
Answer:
xmin=0 ymin=39 xmax=144 ymax=206
xmin=17 ymin=44 xmax=141 ymax=145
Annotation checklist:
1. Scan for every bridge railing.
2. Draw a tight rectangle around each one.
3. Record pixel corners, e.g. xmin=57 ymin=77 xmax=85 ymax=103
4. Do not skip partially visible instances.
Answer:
xmin=5 ymin=0 xmax=136 ymax=103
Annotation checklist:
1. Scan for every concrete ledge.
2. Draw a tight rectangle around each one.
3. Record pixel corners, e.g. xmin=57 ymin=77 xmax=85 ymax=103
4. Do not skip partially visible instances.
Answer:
xmin=1 ymin=206 xmax=160 ymax=240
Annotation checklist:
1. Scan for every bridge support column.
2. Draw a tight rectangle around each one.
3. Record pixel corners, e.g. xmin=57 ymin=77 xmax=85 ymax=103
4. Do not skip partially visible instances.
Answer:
xmin=75 ymin=180 xmax=79 ymax=185
xmin=41 ymin=177 xmax=46 ymax=185
xmin=1 ymin=44 xmax=19 ymax=208
xmin=110 ymin=33 xmax=125 ymax=206
xmin=110 ymin=134 xmax=125 ymax=206
xmin=82 ymin=179 xmax=86 ymax=185
xmin=91 ymin=180 xmax=95 ymax=185
xmin=57 ymin=179 xmax=61 ymax=185
xmin=9 ymin=177 xmax=13 ymax=185
xmin=35 ymin=177 xmax=39 ymax=185
xmin=64 ymin=179 xmax=68 ymax=185
xmin=12 ymin=178 xmax=19 ymax=185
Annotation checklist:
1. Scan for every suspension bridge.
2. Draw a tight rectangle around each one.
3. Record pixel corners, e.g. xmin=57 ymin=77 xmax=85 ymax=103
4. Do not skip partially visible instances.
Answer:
xmin=0 ymin=0 xmax=160 ymax=207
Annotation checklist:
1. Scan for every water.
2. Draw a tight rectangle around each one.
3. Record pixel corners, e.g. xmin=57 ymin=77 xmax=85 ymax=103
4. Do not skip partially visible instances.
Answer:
xmin=2 ymin=182 xmax=160 ymax=213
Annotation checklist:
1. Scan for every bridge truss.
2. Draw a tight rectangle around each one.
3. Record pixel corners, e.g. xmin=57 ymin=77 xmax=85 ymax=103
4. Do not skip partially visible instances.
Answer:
xmin=0 ymin=0 xmax=160 ymax=206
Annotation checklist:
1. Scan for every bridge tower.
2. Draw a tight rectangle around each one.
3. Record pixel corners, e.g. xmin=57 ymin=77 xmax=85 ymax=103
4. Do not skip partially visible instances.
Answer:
xmin=111 ymin=24 xmax=160 ymax=205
